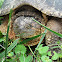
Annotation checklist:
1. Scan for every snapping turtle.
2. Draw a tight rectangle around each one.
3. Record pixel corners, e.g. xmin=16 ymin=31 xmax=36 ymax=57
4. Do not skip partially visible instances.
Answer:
xmin=0 ymin=0 xmax=62 ymax=46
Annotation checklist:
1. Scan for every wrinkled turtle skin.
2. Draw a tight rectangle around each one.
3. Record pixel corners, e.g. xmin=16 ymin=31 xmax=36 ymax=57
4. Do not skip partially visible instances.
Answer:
xmin=0 ymin=0 xmax=62 ymax=46
xmin=46 ymin=18 xmax=62 ymax=45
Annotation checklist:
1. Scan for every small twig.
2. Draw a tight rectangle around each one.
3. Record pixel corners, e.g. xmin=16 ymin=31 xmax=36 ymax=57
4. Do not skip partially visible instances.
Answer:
xmin=0 ymin=44 xmax=5 ymax=49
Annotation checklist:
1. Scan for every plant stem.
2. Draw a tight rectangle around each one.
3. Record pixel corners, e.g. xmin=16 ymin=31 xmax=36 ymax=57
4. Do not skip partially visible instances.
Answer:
xmin=5 ymin=9 xmax=12 ymax=62
xmin=34 ymin=29 xmax=47 ymax=53
xmin=28 ymin=46 xmax=36 ymax=58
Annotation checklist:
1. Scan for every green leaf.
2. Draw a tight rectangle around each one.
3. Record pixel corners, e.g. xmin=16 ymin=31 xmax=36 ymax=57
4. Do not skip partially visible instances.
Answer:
xmin=51 ymin=51 xmax=59 ymax=60
xmin=2 ymin=33 xmax=6 ymax=35
xmin=20 ymin=33 xmax=44 ymax=44
xmin=0 ymin=17 xmax=3 ymax=19
xmin=37 ymin=45 xmax=49 ymax=55
xmin=19 ymin=54 xmax=26 ymax=62
xmin=32 ymin=18 xmax=62 ymax=38
xmin=0 ymin=0 xmax=4 ymax=8
xmin=58 ymin=53 xmax=62 ymax=58
xmin=15 ymin=45 xmax=26 ymax=54
xmin=7 ymin=58 xmax=17 ymax=62
xmin=25 ymin=55 xmax=32 ymax=62
xmin=59 ymin=44 xmax=62 ymax=49
xmin=5 ymin=9 xmax=13 ymax=61
xmin=41 ymin=55 xmax=52 ymax=62
xmin=0 ymin=31 xmax=3 ymax=38
xmin=36 ymin=44 xmax=43 ymax=50
xmin=48 ymin=51 xmax=52 ymax=56
xmin=0 ymin=37 xmax=5 ymax=42
xmin=57 ymin=40 xmax=61 ymax=44
xmin=19 ymin=54 xmax=32 ymax=62
xmin=0 ymin=38 xmax=20 ymax=59
xmin=7 ymin=52 xmax=14 ymax=57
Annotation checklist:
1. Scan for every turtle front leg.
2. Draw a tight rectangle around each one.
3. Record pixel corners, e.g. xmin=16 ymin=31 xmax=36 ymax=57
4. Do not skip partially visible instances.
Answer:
xmin=0 ymin=15 xmax=16 ymax=39
xmin=0 ymin=16 xmax=8 ymax=34
xmin=45 ymin=19 xmax=62 ymax=45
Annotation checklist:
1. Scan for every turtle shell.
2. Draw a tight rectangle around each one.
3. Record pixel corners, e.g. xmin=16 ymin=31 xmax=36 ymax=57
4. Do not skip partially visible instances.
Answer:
xmin=0 ymin=0 xmax=62 ymax=18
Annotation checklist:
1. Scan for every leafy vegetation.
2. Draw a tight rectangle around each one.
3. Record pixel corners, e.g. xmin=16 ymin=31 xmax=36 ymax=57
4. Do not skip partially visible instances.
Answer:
xmin=0 ymin=0 xmax=4 ymax=8
xmin=0 ymin=0 xmax=62 ymax=62
xmin=36 ymin=44 xmax=62 ymax=62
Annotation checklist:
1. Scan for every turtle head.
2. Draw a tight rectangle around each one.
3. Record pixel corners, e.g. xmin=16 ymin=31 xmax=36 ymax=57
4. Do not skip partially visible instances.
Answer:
xmin=13 ymin=16 xmax=41 ymax=39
